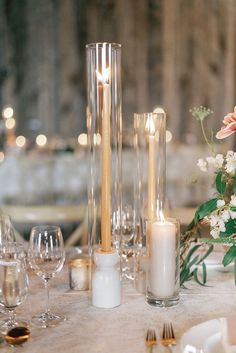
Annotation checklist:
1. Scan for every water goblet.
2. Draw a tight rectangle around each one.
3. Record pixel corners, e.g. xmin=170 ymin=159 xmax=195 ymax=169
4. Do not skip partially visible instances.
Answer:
xmin=0 ymin=242 xmax=29 ymax=334
xmin=28 ymin=225 xmax=65 ymax=328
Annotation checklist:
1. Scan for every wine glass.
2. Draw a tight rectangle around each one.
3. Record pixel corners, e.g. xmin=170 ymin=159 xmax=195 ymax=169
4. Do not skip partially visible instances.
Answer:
xmin=112 ymin=205 xmax=136 ymax=280
xmin=0 ymin=214 xmax=16 ymax=316
xmin=0 ymin=213 xmax=16 ymax=244
xmin=0 ymin=242 xmax=29 ymax=334
xmin=28 ymin=225 xmax=65 ymax=328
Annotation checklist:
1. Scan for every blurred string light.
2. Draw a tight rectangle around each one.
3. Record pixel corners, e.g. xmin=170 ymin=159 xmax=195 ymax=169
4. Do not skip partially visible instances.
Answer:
xmin=16 ymin=135 xmax=26 ymax=147
xmin=153 ymin=106 xmax=172 ymax=142
xmin=78 ymin=133 xmax=101 ymax=146
xmin=166 ymin=130 xmax=172 ymax=143
xmin=0 ymin=152 xmax=4 ymax=163
xmin=2 ymin=106 xmax=14 ymax=119
xmin=78 ymin=133 xmax=87 ymax=146
xmin=5 ymin=118 xmax=15 ymax=130
xmin=94 ymin=133 xmax=101 ymax=145
xmin=36 ymin=134 xmax=47 ymax=147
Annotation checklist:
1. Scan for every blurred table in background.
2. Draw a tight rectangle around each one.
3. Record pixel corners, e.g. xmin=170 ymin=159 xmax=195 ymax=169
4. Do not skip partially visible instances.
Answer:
xmin=0 ymin=145 xmax=213 ymax=242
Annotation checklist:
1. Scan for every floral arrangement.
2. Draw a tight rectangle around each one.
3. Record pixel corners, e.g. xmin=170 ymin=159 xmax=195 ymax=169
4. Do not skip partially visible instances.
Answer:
xmin=180 ymin=106 xmax=236 ymax=286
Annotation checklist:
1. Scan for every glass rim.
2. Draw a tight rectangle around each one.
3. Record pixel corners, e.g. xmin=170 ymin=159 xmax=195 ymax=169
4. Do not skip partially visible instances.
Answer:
xmin=86 ymin=42 xmax=121 ymax=50
xmin=134 ymin=111 xmax=165 ymax=117
xmin=31 ymin=225 xmax=61 ymax=232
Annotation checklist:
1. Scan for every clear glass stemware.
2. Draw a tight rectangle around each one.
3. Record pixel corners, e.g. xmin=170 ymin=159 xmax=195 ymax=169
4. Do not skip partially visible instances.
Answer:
xmin=0 ymin=213 xmax=16 ymax=245
xmin=0 ymin=242 xmax=29 ymax=333
xmin=28 ymin=225 xmax=65 ymax=328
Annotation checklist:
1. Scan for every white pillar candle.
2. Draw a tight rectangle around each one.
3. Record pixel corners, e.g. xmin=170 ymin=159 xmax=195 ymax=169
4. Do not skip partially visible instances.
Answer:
xmin=150 ymin=220 xmax=176 ymax=298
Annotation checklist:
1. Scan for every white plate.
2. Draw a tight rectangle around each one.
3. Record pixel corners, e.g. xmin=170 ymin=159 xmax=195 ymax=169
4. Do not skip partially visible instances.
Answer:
xmin=203 ymin=332 xmax=223 ymax=353
xmin=180 ymin=318 xmax=225 ymax=353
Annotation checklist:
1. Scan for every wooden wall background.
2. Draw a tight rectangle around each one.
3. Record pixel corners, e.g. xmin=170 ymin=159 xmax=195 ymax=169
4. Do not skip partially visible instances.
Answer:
xmin=0 ymin=0 xmax=236 ymax=144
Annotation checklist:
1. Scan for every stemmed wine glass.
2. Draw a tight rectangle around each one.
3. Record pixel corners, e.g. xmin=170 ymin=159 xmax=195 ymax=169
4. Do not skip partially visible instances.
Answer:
xmin=28 ymin=225 xmax=65 ymax=328
xmin=0 ymin=213 xmax=16 ymax=244
xmin=112 ymin=205 xmax=136 ymax=280
xmin=0 ymin=242 xmax=29 ymax=334
xmin=0 ymin=213 xmax=16 ymax=316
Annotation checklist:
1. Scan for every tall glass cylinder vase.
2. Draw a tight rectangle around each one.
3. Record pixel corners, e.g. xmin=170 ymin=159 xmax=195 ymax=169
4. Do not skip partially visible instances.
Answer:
xmin=142 ymin=110 xmax=180 ymax=307
xmin=86 ymin=43 xmax=122 ymax=308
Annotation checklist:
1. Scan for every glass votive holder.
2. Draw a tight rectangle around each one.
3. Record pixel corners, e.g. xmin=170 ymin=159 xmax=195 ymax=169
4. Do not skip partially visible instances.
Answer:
xmin=68 ymin=256 xmax=91 ymax=291
xmin=146 ymin=217 xmax=180 ymax=307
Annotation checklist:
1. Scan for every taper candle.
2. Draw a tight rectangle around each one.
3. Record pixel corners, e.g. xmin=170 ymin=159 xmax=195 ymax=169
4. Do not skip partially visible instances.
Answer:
xmin=100 ymin=69 xmax=111 ymax=252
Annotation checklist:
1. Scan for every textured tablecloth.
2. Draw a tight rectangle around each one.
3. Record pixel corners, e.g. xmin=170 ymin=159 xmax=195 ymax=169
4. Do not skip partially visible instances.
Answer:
xmin=1 ymin=264 xmax=236 ymax=353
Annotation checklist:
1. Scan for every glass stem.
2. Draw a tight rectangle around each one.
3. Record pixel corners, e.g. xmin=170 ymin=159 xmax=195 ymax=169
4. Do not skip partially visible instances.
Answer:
xmin=44 ymin=278 xmax=50 ymax=315
xmin=8 ymin=308 xmax=16 ymax=326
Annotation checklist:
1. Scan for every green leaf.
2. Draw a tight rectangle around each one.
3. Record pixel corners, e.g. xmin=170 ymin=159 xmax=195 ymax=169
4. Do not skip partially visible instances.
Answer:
xmin=230 ymin=206 xmax=236 ymax=212
xmin=185 ymin=219 xmax=196 ymax=232
xmin=222 ymin=245 xmax=236 ymax=267
xmin=197 ymin=244 xmax=214 ymax=264
xmin=234 ymin=257 xmax=236 ymax=286
xmin=195 ymin=198 xmax=218 ymax=221
xmin=233 ymin=177 xmax=236 ymax=195
xmin=215 ymin=171 xmax=226 ymax=194
xmin=180 ymin=267 xmax=191 ymax=286
xmin=188 ymin=255 xmax=199 ymax=268
xmin=220 ymin=219 xmax=236 ymax=237
xmin=193 ymin=268 xmax=206 ymax=286
xmin=185 ymin=244 xmax=201 ymax=264
xmin=202 ymin=262 xmax=207 ymax=284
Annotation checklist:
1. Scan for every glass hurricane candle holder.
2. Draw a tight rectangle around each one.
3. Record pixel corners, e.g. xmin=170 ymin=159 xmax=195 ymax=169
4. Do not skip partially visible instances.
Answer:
xmin=86 ymin=42 xmax=122 ymax=308
xmin=146 ymin=217 xmax=180 ymax=307
xmin=133 ymin=111 xmax=168 ymax=293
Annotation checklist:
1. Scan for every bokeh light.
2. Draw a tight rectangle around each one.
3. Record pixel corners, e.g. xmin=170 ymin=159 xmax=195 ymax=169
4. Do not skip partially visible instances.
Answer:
xmin=2 ymin=106 xmax=14 ymax=119
xmin=36 ymin=134 xmax=47 ymax=147
xmin=16 ymin=135 xmax=26 ymax=147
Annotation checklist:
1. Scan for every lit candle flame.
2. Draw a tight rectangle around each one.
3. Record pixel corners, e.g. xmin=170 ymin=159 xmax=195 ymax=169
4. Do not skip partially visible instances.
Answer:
xmin=96 ymin=68 xmax=109 ymax=84
xmin=145 ymin=114 xmax=155 ymax=136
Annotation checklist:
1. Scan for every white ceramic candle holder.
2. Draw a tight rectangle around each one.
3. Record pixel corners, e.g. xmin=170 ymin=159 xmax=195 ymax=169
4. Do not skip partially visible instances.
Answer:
xmin=92 ymin=249 xmax=121 ymax=308
xmin=146 ymin=217 xmax=180 ymax=307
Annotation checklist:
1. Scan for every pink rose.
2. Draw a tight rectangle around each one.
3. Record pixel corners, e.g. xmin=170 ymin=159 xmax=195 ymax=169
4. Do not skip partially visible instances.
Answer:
xmin=216 ymin=106 xmax=236 ymax=139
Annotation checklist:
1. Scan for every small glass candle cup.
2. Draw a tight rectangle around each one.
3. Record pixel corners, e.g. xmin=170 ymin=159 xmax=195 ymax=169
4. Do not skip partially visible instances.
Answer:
xmin=68 ymin=257 xmax=91 ymax=291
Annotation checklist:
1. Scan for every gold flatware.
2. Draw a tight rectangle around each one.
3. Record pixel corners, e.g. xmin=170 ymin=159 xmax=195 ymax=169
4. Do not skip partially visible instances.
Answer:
xmin=160 ymin=322 xmax=176 ymax=350
xmin=5 ymin=326 xmax=30 ymax=346
xmin=145 ymin=328 xmax=157 ymax=352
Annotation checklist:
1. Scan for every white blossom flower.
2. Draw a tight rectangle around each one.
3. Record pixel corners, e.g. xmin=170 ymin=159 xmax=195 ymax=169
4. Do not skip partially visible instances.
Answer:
xmin=208 ymin=214 xmax=222 ymax=228
xmin=230 ymin=195 xmax=236 ymax=207
xmin=221 ymin=209 xmax=230 ymax=222
xmin=217 ymin=199 xmax=225 ymax=208
xmin=210 ymin=228 xmax=220 ymax=239
xmin=230 ymin=211 xmax=236 ymax=219
xmin=225 ymin=151 xmax=236 ymax=174
xmin=197 ymin=158 xmax=207 ymax=172
xmin=215 ymin=154 xmax=224 ymax=168
xmin=218 ymin=220 xmax=226 ymax=233
xmin=206 ymin=156 xmax=215 ymax=165
xmin=226 ymin=150 xmax=234 ymax=158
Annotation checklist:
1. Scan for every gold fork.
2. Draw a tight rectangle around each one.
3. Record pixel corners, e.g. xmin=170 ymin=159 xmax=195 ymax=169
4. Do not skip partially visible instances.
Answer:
xmin=145 ymin=328 xmax=157 ymax=352
xmin=160 ymin=322 xmax=176 ymax=351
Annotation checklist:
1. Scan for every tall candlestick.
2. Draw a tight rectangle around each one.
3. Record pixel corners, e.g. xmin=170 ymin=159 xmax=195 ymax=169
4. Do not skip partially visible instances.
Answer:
xmin=150 ymin=220 xmax=176 ymax=297
xmin=87 ymin=42 xmax=122 ymax=308
xmin=147 ymin=115 xmax=156 ymax=221
xmin=101 ymin=77 xmax=111 ymax=252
